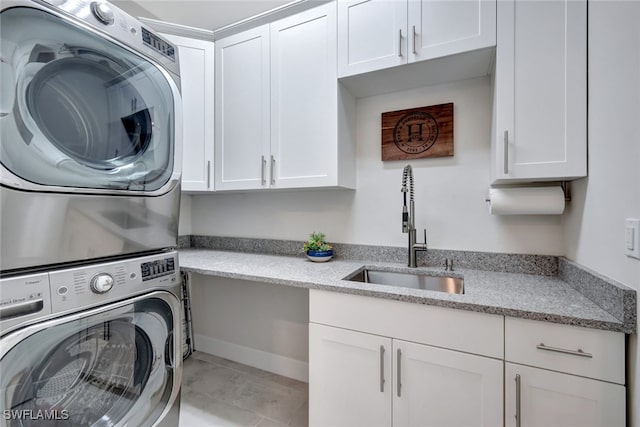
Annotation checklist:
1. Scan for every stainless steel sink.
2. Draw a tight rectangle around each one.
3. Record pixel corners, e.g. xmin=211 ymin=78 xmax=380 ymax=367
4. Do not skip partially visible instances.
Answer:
xmin=345 ymin=269 xmax=464 ymax=294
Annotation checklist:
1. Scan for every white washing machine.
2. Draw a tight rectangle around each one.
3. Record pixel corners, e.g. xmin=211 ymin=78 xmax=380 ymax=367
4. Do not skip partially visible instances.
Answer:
xmin=0 ymin=0 xmax=183 ymax=273
xmin=0 ymin=251 xmax=182 ymax=426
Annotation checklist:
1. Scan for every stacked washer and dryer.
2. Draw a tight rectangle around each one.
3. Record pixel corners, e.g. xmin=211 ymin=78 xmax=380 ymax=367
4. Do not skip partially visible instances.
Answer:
xmin=0 ymin=1 xmax=184 ymax=425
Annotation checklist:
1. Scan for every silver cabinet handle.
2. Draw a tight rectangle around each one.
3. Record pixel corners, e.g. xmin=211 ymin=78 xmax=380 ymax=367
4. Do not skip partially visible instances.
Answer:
xmin=396 ymin=348 xmax=402 ymax=397
xmin=270 ymin=155 xmax=275 ymax=185
xmin=261 ymin=155 xmax=266 ymax=186
xmin=515 ymin=374 xmax=521 ymax=427
xmin=503 ymin=130 xmax=509 ymax=174
xmin=398 ymin=29 xmax=403 ymax=57
xmin=412 ymin=25 xmax=417 ymax=54
xmin=207 ymin=161 xmax=211 ymax=188
xmin=536 ymin=343 xmax=593 ymax=358
xmin=379 ymin=345 xmax=385 ymax=392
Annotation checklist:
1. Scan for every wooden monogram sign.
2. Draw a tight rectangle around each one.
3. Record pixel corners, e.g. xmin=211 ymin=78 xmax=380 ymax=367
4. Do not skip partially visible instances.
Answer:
xmin=381 ymin=103 xmax=454 ymax=161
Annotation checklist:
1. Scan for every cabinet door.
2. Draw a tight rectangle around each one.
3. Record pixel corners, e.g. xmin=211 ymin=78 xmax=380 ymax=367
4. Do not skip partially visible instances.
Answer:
xmin=393 ymin=340 xmax=503 ymax=427
xmin=408 ymin=0 xmax=495 ymax=62
xmin=337 ymin=0 xmax=408 ymax=77
xmin=215 ymin=25 xmax=270 ymax=190
xmin=163 ymin=34 xmax=214 ymax=191
xmin=309 ymin=323 xmax=392 ymax=427
xmin=494 ymin=0 xmax=586 ymax=181
xmin=505 ymin=363 xmax=625 ymax=427
xmin=270 ymin=3 xmax=338 ymax=189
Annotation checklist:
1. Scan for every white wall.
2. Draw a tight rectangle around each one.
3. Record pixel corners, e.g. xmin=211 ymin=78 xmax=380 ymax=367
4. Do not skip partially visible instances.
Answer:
xmin=563 ymin=2 xmax=640 ymax=425
xmin=189 ymin=274 xmax=309 ymax=381
xmin=191 ymin=77 xmax=564 ymax=255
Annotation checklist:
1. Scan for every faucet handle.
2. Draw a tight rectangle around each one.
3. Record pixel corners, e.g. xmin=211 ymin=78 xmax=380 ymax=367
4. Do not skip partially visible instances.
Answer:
xmin=444 ymin=258 xmax=454 ymax=271
xmin=413 ymin=228 xmax=428 ymax=251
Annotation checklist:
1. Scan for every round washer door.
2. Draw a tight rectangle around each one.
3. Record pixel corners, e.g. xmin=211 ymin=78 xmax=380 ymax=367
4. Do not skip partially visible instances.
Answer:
xmin=0 ymin=6 xmax=179 ymax=193
xmin=0 ymin=292 xmax=181 ymax=426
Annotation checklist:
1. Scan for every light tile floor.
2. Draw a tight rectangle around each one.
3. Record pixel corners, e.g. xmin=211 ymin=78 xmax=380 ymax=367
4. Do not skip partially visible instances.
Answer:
xmin=179 ymin=352 xmax=308 ymax=427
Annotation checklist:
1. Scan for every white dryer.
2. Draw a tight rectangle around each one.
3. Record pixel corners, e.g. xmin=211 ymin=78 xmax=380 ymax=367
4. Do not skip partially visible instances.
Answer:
xmin=0 ymin=0 xmax=183 ymax=273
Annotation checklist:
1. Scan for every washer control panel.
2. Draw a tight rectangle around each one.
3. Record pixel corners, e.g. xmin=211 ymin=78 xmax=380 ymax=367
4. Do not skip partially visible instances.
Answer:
xmin=90 ymin=273 xmax=115 ymax=294
xmin=141 ymin=257 xmax=175 ymax=281
xmin=40 ymin=0 xmax=179 ymax=75
xmin=141 ymin=27 xmax=176 ymax=62
xmin=49 ymin=252 xmax=179 ymax=314
xmin=0 ymin=273 xmax=52 ymax=333
xmin=90 ymin=1 xmax=115 ymax=25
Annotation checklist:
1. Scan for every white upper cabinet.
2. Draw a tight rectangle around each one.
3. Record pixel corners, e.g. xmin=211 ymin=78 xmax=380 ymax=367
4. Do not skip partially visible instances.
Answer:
xmin=163 ymin=34 xmax=214 ymax=191
xmin=338 ymin=0 xmax=407 ymax=76
xmin=215 ymin=2 xmax=355 ymax=192
xmin=493 ymin=0 xmax=587 ymax=183
xmin=338 ymin=0 xmax=496 ymax=78
xmin=408 ymin=0 xmax=496 ymax=62
xmin=270 ymin=2 xmax=341 ymax=189
xmin=214 ymin=25 xmax=270 ymax=191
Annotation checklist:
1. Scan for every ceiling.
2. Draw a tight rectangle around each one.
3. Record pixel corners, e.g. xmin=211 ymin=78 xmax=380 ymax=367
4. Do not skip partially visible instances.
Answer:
xmin=111 ymin=0 xmax=293 ymax=32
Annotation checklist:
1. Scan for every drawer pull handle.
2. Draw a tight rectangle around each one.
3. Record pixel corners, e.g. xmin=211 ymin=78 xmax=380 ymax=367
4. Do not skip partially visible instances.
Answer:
xmin=536 ymin=343 xmax=593 ymax=358
xmin=270 ymin=155 xmax=276 ymax=185
xmin=397 ymin=348 xmax=402 ymax=397
xmin=515 ymin=374 xmax=521 ymax=427
xmin=379 ymin=345 xmax=385 ymax=392
xmin=412 ymin=25 xmax=417 ymax=54
xmin=503 ymin=130 xmax=509 ymax=174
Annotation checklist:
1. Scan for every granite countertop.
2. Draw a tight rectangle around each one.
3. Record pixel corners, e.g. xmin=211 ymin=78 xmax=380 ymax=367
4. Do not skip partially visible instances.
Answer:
xmin=179 ymin=249 xmax=629 ymax=333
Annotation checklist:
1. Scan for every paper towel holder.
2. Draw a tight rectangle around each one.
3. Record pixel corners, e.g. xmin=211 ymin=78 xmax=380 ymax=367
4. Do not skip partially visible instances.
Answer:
xmin=485 ymin=181 xmax=572 ymax=203
xmin=560 ymin=181 xmax=572 ymax=202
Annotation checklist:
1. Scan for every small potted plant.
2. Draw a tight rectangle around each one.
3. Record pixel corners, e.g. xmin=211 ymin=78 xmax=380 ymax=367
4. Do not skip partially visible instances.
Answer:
xmin=302 ymin=232 xmax=333 ymax=262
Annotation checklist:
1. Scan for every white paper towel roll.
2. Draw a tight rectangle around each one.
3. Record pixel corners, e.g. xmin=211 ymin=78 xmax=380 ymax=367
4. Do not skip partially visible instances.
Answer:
xmin=487 ymin=187 xmax=565 ymax=215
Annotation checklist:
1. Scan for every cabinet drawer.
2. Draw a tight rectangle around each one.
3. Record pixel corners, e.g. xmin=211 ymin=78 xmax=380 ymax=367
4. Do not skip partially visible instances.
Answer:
xmin=505 ymin=363 xmax=625 ymax=427
xmin=505 ymin=317 xmax=624 ymax=384
xmin=310 ymin=290 xmax=503 ymax=359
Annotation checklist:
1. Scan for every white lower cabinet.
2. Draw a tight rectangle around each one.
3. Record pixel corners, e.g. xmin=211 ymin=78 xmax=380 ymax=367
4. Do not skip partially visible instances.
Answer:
xmin=309 ymin=324 xmax=392 ymax=427
xmin=393 ymin=339 xmax=503 ymax=427
xmin=504 ymin=317 xmax=625 ymax=427
xmin=505 ymin=363 xmax=625 ymax=427
xmin=309 ymin=322 xmax=502 ymax=427
xmin=309 ymin=292 xmax=627 ymax=427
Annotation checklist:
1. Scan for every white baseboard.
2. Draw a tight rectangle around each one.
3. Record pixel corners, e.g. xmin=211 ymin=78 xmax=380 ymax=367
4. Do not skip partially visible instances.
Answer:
xmin=193 ymin=334 xmax=309 ymax=382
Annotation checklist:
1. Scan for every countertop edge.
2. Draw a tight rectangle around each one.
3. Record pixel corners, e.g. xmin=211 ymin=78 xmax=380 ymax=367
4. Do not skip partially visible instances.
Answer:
xmin=180 ymin=260 xmax=631 ymax=335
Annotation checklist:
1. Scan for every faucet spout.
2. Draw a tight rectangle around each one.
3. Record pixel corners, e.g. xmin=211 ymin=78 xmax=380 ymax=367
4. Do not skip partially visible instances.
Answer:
xmin=401 ymin=165 xmax=427 ymax=267
xmin=401 ymin=165 xmax=414 ymax=233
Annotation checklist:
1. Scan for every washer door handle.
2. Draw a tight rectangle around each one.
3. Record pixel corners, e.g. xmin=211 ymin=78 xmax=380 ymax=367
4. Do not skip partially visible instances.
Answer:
xmin=164 ymin=331 xmax=175 ymax=369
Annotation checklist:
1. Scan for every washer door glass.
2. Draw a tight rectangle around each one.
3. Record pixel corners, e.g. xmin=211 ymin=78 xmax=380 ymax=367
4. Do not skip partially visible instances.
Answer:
xmin=0 ymin=296 xmax=178 ymax=426
xmin=0 ymin=7 xmax=177 ymax=192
